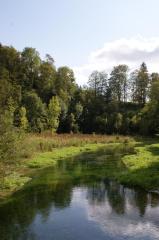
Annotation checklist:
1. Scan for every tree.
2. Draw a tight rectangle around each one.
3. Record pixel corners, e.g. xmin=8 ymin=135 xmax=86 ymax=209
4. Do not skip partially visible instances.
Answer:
xmin=55 ymin=66 xmax=77 ymax=104
xmin=0 ymin=109 xmax=19 ymax=164
xmin=48 ymin=96 xmax=61 ymax=132
xmin=20 ymin=47 xmax=41 ymax=90
xmin=0 ymin=67 xmax=12 ymax=109
xmin=45 ymin=54 xmax=55 ymax=65
xmin=35 ymin=61 xmax=56 ymax=103
xmin=129 ymin=70 xmax=138 ymax=103
xmin=74 ymin=103 xmax=83 ymax=120
xmin=130 ymin=63 xmax=149 ymax=105
xmin=109 ymin=65 xmax=129 ymax=102
xmin=115 ymin=113 xmax=123 ymax=133
xmin=88 ymin=71 xmax=108 ymax=97
xmin=19 ymin=107 xmax=28 ymax=131
xmin=150 ymin=73 xmax=159 ymax=102
xmin=0 ymin=44 xmax=20 ymax=85
xmin=0 ymin=67 xmax=21 ymax=110
xmin=94 ymin=116 xmax=107 ymax=133
xmin=66 ymin=113 xmax=79 ymax=133
xmin=139 ymin=73 xmax=159 ymax=134
xmin=23 ymin=91 xmax=47 ymax=132
xmin=0 ymin=62 xmax=22 ymax=176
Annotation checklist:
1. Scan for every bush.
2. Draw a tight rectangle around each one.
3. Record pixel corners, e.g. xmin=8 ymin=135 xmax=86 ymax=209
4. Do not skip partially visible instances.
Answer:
xmin=0 ymin=110 xmax=22 ymax=183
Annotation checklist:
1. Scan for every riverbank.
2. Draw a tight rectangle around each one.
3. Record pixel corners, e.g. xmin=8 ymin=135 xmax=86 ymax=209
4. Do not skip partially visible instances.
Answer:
xmin=0 ymin=134 xmax=159 ymax=202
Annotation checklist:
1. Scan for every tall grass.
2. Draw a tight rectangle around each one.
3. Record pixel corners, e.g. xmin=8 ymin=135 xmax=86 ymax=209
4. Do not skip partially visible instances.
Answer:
xmin=20 ymin=133 xmax=134 ymax=159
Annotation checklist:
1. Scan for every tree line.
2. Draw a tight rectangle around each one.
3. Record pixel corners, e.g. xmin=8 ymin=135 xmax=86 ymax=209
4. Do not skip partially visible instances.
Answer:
xmin=0 ymin=43 xmax=159 ymax=139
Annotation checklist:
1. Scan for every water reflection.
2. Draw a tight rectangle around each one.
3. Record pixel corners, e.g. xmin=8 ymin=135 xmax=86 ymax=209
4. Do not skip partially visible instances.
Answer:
xmin=0 ymin=158 xmax=159 ymax=239
xmin=86 ymin=181 xmax=159 ymax=239
xmin=87 ymin=180 xmax=126 ymax=215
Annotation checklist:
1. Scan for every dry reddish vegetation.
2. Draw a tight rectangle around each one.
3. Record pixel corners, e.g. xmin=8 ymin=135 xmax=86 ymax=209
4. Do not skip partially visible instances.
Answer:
xmin=28 ymin=133 xmax=133 ymax=148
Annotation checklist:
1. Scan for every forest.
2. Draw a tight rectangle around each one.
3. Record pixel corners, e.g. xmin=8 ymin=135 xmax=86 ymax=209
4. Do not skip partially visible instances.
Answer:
xmin=1 ymin=43 xmax=159 ymax=137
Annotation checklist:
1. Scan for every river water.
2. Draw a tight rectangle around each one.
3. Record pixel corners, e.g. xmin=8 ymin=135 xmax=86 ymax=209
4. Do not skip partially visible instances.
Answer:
xmin=0 ymin=155 xmax=159 ymax=240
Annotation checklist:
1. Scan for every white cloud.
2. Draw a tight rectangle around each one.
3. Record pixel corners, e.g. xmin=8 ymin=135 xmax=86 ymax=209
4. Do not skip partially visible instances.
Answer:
xmin=73 ymin=36 xmax=159 ymax=86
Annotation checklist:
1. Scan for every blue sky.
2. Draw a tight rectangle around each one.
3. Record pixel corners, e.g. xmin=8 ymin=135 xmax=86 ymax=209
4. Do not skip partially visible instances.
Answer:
xmin=1 ymin=0 xmax=159 ymax=84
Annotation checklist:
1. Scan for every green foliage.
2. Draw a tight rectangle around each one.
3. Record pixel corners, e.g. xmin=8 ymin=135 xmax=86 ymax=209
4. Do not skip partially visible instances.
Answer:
xmin=115 ymin=113 xmax=123 ymax=132
xmin=109 ymin=65 xmax=128 ymax=102
xmin=23 ymin=91 xmax=47 ymax=132
xmin=20 ymin=47 xmax=41 ymax=90
xmin=0 ymin=44 xmax=20 ymax=85
xmin=36 ymin=61 xmax=56 ymax=103
xmin=2 ymin=172 xmax=31 ymax=190
xmin=19 ymin=107 xmax=28 ymax=131
xmin=48 ymin=96 xmax=61 ymax=132
xmin=95 ymin=116 xmax=108 ymax=133
xmin=0 ymin=63 xmax=22 ymax=176
xmin=88 ymin=70 xmax=108 ymax=97
xmin=0 ymin=109 xmax=21 ymax=182
xmin=74 ymin=102 xmax=83 ymax=120
xmin=130 ymin=63 xmax=149 ymax=104
xmin=55 ymin=66 xmax=77 ymax=104
xmin=1 ymin=42 xmax=159 ymax=136
xmin=66 ymin=113 xmax=79 ymax=133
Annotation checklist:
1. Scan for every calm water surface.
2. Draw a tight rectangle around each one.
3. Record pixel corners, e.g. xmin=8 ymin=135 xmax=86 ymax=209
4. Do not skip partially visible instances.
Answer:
xmin=0 ymin=154 xmax=159 ymax=240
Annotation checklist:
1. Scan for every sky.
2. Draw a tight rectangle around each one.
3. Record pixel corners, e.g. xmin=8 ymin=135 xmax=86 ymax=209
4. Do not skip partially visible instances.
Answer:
xmin=1 ymin=0 xmax=159 ymax=85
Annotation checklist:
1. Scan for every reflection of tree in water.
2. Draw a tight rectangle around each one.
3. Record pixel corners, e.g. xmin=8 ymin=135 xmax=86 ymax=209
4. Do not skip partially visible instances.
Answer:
xmin=106 ymin=181 xmax=126 ymax=215
xmin=86 ymin=180 xmax=126 ymax=215
xmin=134 ymin=190 xmax=148 ymax=217
xmin=0 ymin=180 xmax=73 ymax=240
xmin=86 ymin=180 xmax=159 ymax=217
xmin=149 ymin=192 xmax=159 ymax=208
xmin=86 ymin=181 xmax=107 ymax=204
xmin=134 ymin=190 xmax=159 ymax=217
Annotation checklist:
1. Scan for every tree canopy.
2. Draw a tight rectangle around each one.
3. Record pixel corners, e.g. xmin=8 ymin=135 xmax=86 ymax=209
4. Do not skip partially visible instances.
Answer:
xmin=0 ymin=43 xmax=159 ymax=136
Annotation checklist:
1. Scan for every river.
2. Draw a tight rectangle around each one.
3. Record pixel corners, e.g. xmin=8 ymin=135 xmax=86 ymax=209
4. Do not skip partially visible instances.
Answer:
xmin=0 ymin=154 xmax=159 ymax=240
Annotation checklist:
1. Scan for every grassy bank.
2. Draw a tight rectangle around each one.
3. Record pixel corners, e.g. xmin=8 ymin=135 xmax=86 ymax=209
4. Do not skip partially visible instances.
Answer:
xmin=119 ymin=140 xmax=159 ymax=190
xmin=1 ymin=134 xmax=159 ymax=201
xmin=0 ymin=134 xmax=131 ymax=197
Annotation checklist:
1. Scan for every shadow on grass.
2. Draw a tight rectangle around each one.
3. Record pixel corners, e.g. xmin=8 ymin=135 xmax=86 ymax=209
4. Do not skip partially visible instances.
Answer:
xmin=119 ymin=139 xmax=159 ymax=190
xmin=119 ymin=161 xmax=159 ymax=190
xmin=147 ymin=146 xmax=159 ymax=156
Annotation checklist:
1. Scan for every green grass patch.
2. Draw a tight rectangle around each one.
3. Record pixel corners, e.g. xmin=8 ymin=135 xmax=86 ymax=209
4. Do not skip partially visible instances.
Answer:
xmin=118 ymin=141 xmax=159 ymax=189
xmin=27 ymin=144 xmax=106 ymax=168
